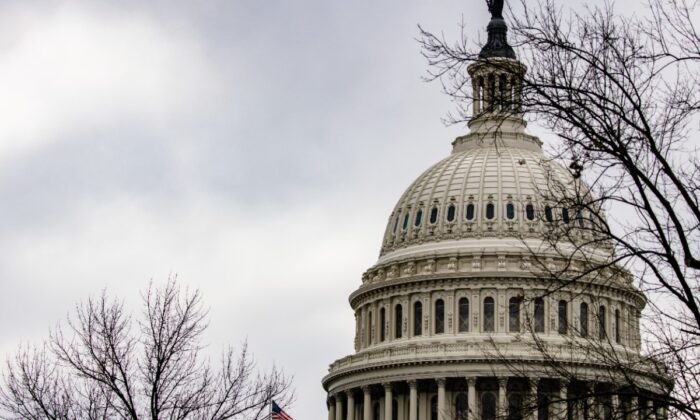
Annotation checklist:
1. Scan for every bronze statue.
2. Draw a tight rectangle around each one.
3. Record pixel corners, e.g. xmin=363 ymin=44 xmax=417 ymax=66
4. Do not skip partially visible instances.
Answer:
xmin=486 ymin=0 xmax=504 ymax=19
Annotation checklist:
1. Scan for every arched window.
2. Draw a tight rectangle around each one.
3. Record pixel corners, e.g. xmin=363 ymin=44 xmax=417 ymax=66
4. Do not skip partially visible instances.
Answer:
xmin=482 ymin=392 xmax=497 ymax=420
xmin=459 ymin=298 xmax=470 ymax=332
xmin=534 ymin=298 xmax=545 ymax=333
xmin=414 ymin=209 xmax=423 ymax=227
xmin=486 ymin=203 xmax=495 ymax=220
xmin=509 ymin=297 xmax=521 ymax=333
xmin=447 ymin=204 xmax=456 ymax=222
xmin=615 ymin=309 xmax=621 ymax=344
xmin=430 ymin=207 xmax=439 ymax=224
xmin=526 ymin=203 xmax=535 ymax=221
xmin=395 ymin=304 xmax=403 ymax=339
xmin=506 ymin=202 xmax=515 ymax=220
xmin=562 ymin=208 xmax=570 ymax=223
xmin=466 ymin=203 xmax=475 ymax=220
xmin=599 ymin=305 xmax=607 ymax=340
xmin=484 ymin=297 xmax=495 ymax=332
xmin=379 ymin=307 xmax=386 ymax=342
xmin=545 ymin=206 xmax=554 ymax=223
xmin=456 ymin=393 xmax=469 ymax=420
xmin=430 ymin=395 xmax=438 ymax=420
xmin=414 ymin=301 xmax=423 ymax=336
xmin=403 ymin=213 xmax=410 ymax=230
xmin=558 ymin=300 xmax=568 ymax=335
xmin=580 ymin=303 xmax=589 ymax=337
xmin=435 ymin=299 xmax=445 ymax=334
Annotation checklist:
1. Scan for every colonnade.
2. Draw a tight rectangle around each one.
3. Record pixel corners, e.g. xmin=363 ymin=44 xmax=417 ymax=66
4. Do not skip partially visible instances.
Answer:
xmin=326 ymin=377 xmax=668 ymax=420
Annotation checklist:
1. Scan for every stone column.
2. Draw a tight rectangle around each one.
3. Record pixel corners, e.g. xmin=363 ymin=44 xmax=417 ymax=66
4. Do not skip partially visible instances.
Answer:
xmin=646 ymin=399 xmax=655 ymax=420
xmin=363 ymin=387 xmax=372 ymax=420
xmin=467 ymin=377 xmax=477 ymax=420
xmin=408 ymin=380 xmax=418 ymax=420
xmin=347 ymin=391 xmax=355 ymax=420
xmin=529 ymin=379 xmax=539 ymax=420
xmin=611 ymin=392 xmax=619 ymax=420
xmin=437 ymin=378 xmax=446 ymax=420
xmin=498 ymin=377 xmax=508 ymax=419
xmin=473 ymin=78 xmax=481 ymax=114
xmin=329 ymin=396 xmax=336 ymax=420
xmin=384 ymin=383 xmax=393 ymax=420
xmin=558 ymin=381 xmax=568 ymax=420
xmin=336 ymin=396 xmax=344 ymax=420
xmin=629 ymin=396 xmax=640 ymax=420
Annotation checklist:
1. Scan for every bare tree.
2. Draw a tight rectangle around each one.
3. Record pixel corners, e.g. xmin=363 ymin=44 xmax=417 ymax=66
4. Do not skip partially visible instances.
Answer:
xmin=419 ymin=0 xmax=699 ymax=418
xmin=0 ymin=279 xmax=293 ymax=420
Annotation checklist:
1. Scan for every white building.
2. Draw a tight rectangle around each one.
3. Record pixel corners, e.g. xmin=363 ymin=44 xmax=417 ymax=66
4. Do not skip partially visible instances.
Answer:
xmin=322 ymin=8 xmax=670 ymax=420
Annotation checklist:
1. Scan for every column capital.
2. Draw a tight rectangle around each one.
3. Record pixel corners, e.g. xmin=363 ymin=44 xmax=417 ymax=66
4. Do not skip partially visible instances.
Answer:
xmin=382 ymin=382 xmax=393 ymax=390
xmin=346 ymin=389 xmax=355 ymax=398
xmin=408 ymin=379 xmax=418 ymax=389
xmin=362 ymin=385 xmax=372 ymax=393
xmin=436 ymin=378 xmax=446 ymax=387
xmin=498 ymin=377 xmax=508 ymax=387
xmin=467 ymin=376 xmax=477 ymax=386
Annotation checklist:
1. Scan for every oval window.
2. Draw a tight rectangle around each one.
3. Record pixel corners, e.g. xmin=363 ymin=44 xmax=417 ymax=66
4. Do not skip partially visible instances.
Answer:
xmin=466 ymin=203 xmax=475 ymax=220
xmin=447 ymin=205 xmax=456 ymax=222
xmin=402 ymin=213 xmax=410 ymax=230
xmin=485 ymin=203 xmax=495 ymax=220
xmin=562 ymin=208 xmax=570 ymax=223
xmin=506 ymin=203 xmax=515 ymax=220
xmin=545 ymin=206 xmax=554 ymax=223
xmin=414 ymin=209 xmax=423 ymax=227
xmin=429 ymin=207 xmax=439 ymax=224
xmin=526 ymin=203 xmax=535 ymax=221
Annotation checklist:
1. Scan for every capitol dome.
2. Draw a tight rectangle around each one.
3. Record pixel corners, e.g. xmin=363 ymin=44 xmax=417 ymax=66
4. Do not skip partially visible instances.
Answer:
xmin=322 ymin=10 xmax=669 ymax=420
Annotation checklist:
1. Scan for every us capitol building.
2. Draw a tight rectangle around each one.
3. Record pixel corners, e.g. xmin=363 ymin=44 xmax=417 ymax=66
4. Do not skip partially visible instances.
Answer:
xmin=322 ymin=5 xmax=670 ymax=420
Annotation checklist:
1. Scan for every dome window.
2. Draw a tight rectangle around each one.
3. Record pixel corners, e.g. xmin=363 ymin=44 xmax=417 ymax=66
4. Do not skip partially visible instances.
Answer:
xmin=435 ymin=299 xmax=445 ymax=334
xmin=395 ymin=304 xmax=403 ymax=339
xmin=526 ymin=203 xmax=535 ymax=221
xmin=558 ymin=300 xmax=568 ymax=335
xmin=545 ymin=205 xmax=554 ymax=223
xmin=393 ymin=216 xmax=400 ymax=233
xmin=413 ymin=301 xmax=423 ymax=336
xmin=534 ymin=298 xmax=545 ymax=333
xmin=402 ymin=213 xmax=410 ymax=230
xmin=576 ymin=210 xmax=585 ymax=228
xmin=483 ymin=297 xmax=495 ymax=332
xmin=509 ymin=297 xmax=521 ymax=333
xmin=465 ymin=203 xmax=475 ymax=220
xmin=458 ymin=298 xmax=469 ymax=332
xmin=562 ymin=208 xmax=571 ymax=223
xmin=429 ymin=207 xmax=439 ymax=224
xmin=505 ymin=203 xmax=515 ymax=220
xmin=485 ymin=203 xmax=495 ymax=220
xmin=379 ymin=307 xmax=386 ymax=342
xmin=598 ymin=305 xmax=607 ymax=340
xmin=414 ymin=209 xmax=423 ymax=227
xmin=446 ymin=204 xmax=456 ymax=222
xmin=580 ymin=303 xmax=589 ymax=337
xmin=615 ymin=309 xmax=621 ymax=344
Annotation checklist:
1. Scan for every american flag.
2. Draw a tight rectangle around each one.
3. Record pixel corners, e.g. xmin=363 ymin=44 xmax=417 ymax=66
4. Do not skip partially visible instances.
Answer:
xmin=271 ymin=400 xmax=293 ymax=420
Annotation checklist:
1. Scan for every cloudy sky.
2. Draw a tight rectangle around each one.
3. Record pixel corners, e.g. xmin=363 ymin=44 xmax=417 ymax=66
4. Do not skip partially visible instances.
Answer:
xmin=0 ymin=1 xmax=576 ymax=418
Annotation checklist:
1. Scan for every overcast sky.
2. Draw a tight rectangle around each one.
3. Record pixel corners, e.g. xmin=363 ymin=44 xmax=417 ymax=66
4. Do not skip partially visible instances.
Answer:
xmin=0 ymin=1 xmax=636 ymax=419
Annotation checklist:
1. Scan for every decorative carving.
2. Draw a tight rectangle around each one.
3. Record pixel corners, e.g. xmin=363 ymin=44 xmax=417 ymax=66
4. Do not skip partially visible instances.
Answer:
xmin=521 ymin=256 xmax=532 ymax=270
xmin=423 ymin=259 xmax=436 ymax=273
xmin=387 ymin=265 xmax=399 ymax=279
xmin=497 ymin=255 xmax=507 ymax=271
xmin=472 ymin=256 xmax=482 ymax=271
xmin=447 ymin=257 xmax=458 ymax=271
xmin=403 ymin=262 xmax=416 ymax=276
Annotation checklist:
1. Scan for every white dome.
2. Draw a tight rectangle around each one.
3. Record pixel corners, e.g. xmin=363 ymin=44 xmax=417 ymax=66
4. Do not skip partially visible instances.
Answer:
xmin=380 ymin=120 xmax=577 ymax=258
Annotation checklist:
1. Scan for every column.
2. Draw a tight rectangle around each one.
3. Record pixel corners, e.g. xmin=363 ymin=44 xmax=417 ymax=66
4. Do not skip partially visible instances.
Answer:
xmin=473 ymin=78 xmax=481 ymax=114
xmin=408 ymin=380 xmax=418 ymax=420
xmin=467 ymin=377 xmax=477 ymax=420
xmin=611 ymin=392 xmax=619 ymax=420
xmin=586 ymin=383 xmax=597 ymax=420
xmin=437 ymin=378 xmax=446 ymax=420
xmin=498 ymin=378 xmax=508 ymax=419
xmin=384 ymin=383 xmax=393 ymax=420
xmin=336 ymin=395 xmax=343 ymax=420
xmin=347 ymin=391 xmax=355 ymax=420
xmin=363 ymin=387 xmax=372 ymax=420
xmin=646 ymin=399 xmax=655 ymax=420
xmin=329 ymin=396 xmax=336 ymax=420
xmin=630 ymin=396 xmax=640 ymax=420
xmin=529 ymin=378 xmax=539 ymax=420
xmin=558 ymin=381 xmax=568 ymax=420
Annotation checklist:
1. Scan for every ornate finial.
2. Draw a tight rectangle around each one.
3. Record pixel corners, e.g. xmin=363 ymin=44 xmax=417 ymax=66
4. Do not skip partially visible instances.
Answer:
xmin=486 ymin=0 xmax=504 ymax=19
xmin=479 ymin=0 xmax=516 ymax=59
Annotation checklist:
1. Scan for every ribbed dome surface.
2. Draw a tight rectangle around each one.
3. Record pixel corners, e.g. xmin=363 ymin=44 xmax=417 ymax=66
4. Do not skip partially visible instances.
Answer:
xmin=380 ymin=142 xmax=575 ymax=256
